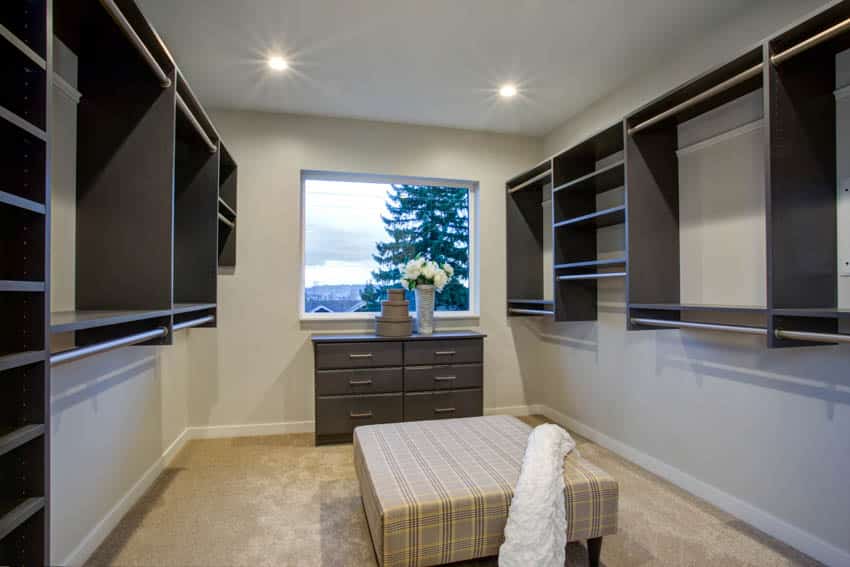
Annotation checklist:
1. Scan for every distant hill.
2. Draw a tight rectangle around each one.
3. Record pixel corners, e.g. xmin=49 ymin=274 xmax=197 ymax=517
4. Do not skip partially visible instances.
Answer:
xmin=305 ymin=284 xmax=364 ymax=301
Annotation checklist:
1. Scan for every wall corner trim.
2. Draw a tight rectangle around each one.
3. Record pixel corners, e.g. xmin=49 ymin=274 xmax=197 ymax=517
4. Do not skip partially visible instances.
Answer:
xmin=536 ymin=405 xmax=850 ymax=567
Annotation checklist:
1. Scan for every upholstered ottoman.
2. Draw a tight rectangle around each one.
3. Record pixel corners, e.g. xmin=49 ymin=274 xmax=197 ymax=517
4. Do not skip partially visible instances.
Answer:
xmin=353 ymin=415 xmax=618 ymax=567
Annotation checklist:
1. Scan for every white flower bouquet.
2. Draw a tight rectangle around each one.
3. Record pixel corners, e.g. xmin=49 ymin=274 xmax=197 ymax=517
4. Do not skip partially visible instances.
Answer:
xmin=400 ymin=257 xmax=454 ymax=291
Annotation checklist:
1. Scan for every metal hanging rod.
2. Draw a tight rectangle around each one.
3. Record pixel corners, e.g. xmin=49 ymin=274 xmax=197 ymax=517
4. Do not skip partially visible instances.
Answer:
xmin=628 ymin=63 xmax=763 ymax=135
xmin=772 ymin=16 xmax=850 ymax=65
xmin=218 ymin=212 xmax=235 ymax=228
xmin=774 ymin=329 xmax=850 ymax=344
xmin=507 ymin=170 xmax=552 ymax=194
xmin=630 ymin=318 xmax=768 ymax=336
xmin=177 ymin=94 xmax=217 ymax=153
xmin=558 ymin=272 xmax=627 ymax=281
xmin=98 ymin=0 xmax=171 ymax=88
xmin=50 ymin=327 xmax=168 ymax=366
xmin=510 ymin=308 xmax=555 ymax=316
xmin=173 ymin=315 xmax=215 ymax=332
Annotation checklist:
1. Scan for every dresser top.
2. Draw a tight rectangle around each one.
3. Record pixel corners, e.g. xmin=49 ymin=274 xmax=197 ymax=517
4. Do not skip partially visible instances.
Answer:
xmin=311 ymin=330 xmax=486 ymax=344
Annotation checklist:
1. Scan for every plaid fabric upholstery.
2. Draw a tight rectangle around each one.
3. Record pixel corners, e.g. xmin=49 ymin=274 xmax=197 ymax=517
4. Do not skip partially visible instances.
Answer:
xmin=353 ymin=415 xmax=618 ymax=567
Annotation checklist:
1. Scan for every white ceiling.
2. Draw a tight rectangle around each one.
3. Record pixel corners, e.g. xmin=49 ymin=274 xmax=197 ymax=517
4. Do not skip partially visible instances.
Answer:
xmin=138 ymin=0 xmax=761 ymax=136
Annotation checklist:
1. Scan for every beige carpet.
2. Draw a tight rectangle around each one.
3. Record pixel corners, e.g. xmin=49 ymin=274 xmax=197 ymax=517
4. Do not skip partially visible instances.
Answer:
xmin=85 ymin=417 xmax=821 ymax=567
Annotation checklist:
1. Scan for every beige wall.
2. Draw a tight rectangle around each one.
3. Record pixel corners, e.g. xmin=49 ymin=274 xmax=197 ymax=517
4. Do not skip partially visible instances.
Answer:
xmin=195 ymin=110 xmax=542 ymax=429
xmin=533 ymin=0 xmax=850 ymax=563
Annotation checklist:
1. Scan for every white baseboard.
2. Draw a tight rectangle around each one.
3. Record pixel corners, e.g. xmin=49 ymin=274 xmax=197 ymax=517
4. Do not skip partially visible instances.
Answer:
xmin=60 ymin=428 xmax=191 ymax=567
xmin=484 ymin=404 xmax=533 ymax=417
xmin=536 ymin=405 xmax=850 ymax=567
xmin=188 ymin=420 xmax=314 ymax=438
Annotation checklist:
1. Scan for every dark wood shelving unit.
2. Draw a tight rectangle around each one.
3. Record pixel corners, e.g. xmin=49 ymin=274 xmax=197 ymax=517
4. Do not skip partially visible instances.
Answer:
xmin=0 ymin=1 xmax=50 ymax=563
xmin=506 ymin=161 xmax=552 ymax=317
xmin=551 ymin=122 xmax=626 ymax=322
xmin=625 ymin=46 xmax=765 ymax=332
xmin=218 ymin=143 xmax=238 ymax=270
xmin=173 ymin=302 xmax=217 ymax=315
xmin=173 ymin=73 xmax=219 ymax=329
xmin=766 ymin=2 xmax=850 ymax=346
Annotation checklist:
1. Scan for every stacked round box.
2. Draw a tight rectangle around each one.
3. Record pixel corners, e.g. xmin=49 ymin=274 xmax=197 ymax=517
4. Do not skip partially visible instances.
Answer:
xmin=375 ymin=289 xmax=413 ymax=337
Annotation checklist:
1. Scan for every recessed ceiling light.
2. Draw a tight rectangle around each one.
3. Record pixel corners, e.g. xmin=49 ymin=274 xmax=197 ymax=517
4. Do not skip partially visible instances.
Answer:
xmin=499 ymin=84 xmax=518 ymax=98
xmin=268 ymin=55 xmax=289 ymax=71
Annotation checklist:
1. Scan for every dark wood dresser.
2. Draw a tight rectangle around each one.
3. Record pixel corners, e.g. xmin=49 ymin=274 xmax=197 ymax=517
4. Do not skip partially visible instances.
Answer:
xmin=311 ymin=331 xmax=486 ymax=445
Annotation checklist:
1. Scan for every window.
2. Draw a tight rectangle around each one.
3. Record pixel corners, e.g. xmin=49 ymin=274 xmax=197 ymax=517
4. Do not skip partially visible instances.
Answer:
xmin=301 ymin=170 xmax=478 ymax=319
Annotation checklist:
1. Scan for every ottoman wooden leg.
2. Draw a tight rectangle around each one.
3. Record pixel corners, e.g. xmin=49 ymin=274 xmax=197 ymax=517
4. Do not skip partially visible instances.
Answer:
xmin=587 ymin=537 xmax=603 ymax=567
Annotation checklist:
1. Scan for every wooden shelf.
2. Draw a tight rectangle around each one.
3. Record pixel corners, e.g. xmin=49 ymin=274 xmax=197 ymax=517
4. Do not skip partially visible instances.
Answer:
xmin=0 ymin=191 xmax=46 ymax=215
xmin=555 ymin=258 xmax=626 ymax=270
xmin=172 ymin=302 xmax=216 ymax=315
xmin=0 ymin=498 xmax=44 ymax=541
xmin=630 ymin=303 xmax=767 ymax=314
xmin=554 ymin=205 xmax=625 ymax=230
xmin=553 ymin=160 xmax=624 ymax=194
xmin=773 ymin=308 xmax=850 ymax=319
xmin=0 ymin=425 xmax=44 ymax=458
xmin=50 ymin=309 xmax=172 ymax=334
xmin=0 ymin=351 xmax=45 ymax=373
xmin=0 ymin=280 xmax=45 ymax=293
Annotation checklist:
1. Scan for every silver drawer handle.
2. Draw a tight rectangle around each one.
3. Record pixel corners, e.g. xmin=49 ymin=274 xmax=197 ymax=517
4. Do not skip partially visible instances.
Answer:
xmin=349 ymin=353 xmax=373 ymax=359
xmin=349 ymin=379 xmax=373 ymax=386
xmin=434 ymin=376 xmax=456 ymax=382
xmin=434 ymin=407 xmax=456 ymax=414
xmin=350 ymin=411 xmax=374 ymax=418
xmin=434 ymin=350 xmax=456 ymax=356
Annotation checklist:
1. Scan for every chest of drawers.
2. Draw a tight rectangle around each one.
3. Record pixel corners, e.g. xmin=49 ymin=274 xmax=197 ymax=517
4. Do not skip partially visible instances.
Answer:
xmin=311 ymin=331 xmax=486 ymax=445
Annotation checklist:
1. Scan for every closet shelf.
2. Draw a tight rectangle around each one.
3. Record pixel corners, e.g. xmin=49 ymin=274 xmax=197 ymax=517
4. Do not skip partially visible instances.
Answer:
xmin=555 ymin=258 xmax=626 ymax=270
xmin=553 ymin=160 xmax=625 ymax=194
xmin=554 ymin=205 xmax=626 ymax=230
xmin=172 ymin=302 xmax=216 ymax=315
xmin=0 ymin=191 xmax=46 ymax=215
xmin=0 ymin=424 xmax=44 ymax=458
xmin=0 ymin=351 xmax=46 ymax=373
xmin=0 ymin=24 xmax=46 ymax=68
xmin=0 ymin=498 xmax=45 ymax=541
xmin=508 ymin=299 xmax=554 ymax=305
xmin=558 ymin=272 xmax=626 ymax=281
xmin=629 ymin=303 xmax=767 ymax=314
xmin=507 ymin=169 xmax=551 ymax=194
xmin=50 ymin=309 xmax=172 ymax=334
xmin=772 ymin=308 xmax=850 ymax=319
xmin=0 ymin=105 xmax=47 ymax=142
xmin=0 ymin=281 xmax=45 ymax=293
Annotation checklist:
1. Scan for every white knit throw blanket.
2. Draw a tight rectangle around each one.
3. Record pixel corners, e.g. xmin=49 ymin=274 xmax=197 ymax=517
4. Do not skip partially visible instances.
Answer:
xmin=499 ymin=423 xmax=576 ymax=567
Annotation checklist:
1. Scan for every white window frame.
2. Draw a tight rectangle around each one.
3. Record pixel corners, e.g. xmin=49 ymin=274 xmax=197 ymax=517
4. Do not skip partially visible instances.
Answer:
xmin=299 ymin=170 xmax=480 ymax=321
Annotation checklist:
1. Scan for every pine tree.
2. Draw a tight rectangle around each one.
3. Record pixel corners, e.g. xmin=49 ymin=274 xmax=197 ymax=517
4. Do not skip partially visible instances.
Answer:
xmin=360 ymin=184 xmax=470 ymax=311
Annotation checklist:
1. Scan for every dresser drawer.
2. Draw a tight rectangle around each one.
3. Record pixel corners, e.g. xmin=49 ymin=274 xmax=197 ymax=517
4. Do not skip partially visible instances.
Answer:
xmin=316 ymin=367 xmax=402 ymax=396
xmin=403 ymin=389 xmax=482 ymax=422
xmin=316 ymin=393 xmax=403 ymax=436
xmin=404 ymin=364 xmax=482 ymax=392
xmin=404 ymin=339 xmax=482 ymax=365
xmin=315 ymin=342 xmax=403 ymax=370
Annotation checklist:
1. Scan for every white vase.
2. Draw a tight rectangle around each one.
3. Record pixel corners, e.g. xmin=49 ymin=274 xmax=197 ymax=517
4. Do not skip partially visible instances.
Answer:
xmin=415 ymin=285 xmax=436 ymax=335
